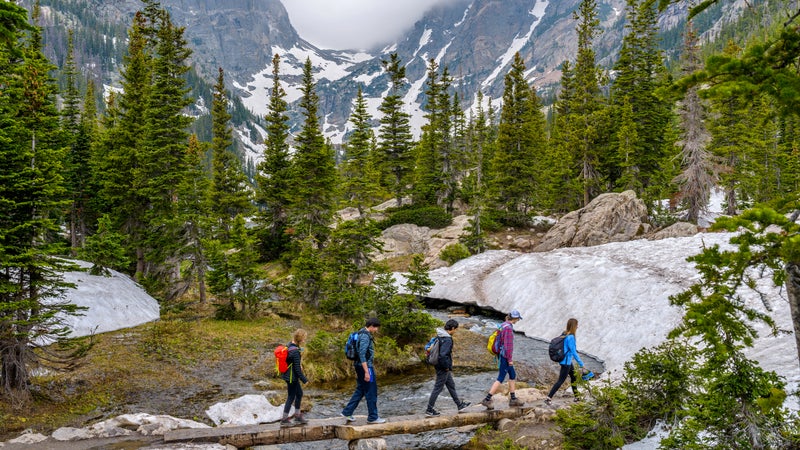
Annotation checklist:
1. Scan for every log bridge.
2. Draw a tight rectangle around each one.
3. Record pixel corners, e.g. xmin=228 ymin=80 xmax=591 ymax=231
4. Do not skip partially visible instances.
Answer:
xmin=163 ymin=405 xmax=537 ymax=448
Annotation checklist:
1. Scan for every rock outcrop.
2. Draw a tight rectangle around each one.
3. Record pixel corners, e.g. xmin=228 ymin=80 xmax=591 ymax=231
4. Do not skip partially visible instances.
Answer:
xmin=377 ymin=215 xmax=471 ymax=268
xmin=535 ymin=190 xmax=649 ymax=252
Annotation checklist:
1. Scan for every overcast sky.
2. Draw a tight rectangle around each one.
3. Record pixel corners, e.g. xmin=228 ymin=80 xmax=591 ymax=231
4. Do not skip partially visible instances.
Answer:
xmin=279 ymin=0 xmax=463 ymax=50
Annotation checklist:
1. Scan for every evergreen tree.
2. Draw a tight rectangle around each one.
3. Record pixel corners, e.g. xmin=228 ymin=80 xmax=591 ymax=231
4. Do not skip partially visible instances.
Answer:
xmin=404 ymin=254 xmax=434 ymax=299
xmin=76 ymin=79 xmax=99 ymax=239
xmin=62 ymin=30 xmax=93 ymax=253
xmin=0 ymin=3 xmax=87 ymax=395
xmin=341 ymin=86 xmax=380 ymax=214
xmin=556 ymin=0 xmax=608 ymax=207
xmin=609 ymin=0 xmax=672 ymax=200
xmin=488 ymin=53 xmax=548 ymax=216
xmin=460 ymin=91 xmax=491 ymax=253
xmin=81 ymin=214 xmax=130 ymax=276
xmin=255 ymin=54 xmax=292 ymax=260
xmin=288 ymin=57 xmax=338 ymax=247
xmin=96 ymin=11 xmax=152 ymax=277
xmin=414 ymin=60 xmax=451 ymax=208
xmin=672 ymin=23 xmax=717 ymax=224
xmin=173 ymin=135 xmax=211 ymax=302
xmin=210 ymin=67 xmax=252 ymax=240
xmin=377 ymin=53 xmax=414 ymax=207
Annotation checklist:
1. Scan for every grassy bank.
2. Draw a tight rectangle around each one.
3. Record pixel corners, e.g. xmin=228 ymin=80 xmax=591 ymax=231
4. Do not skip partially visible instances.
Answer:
xmin=0 ymin=300 xmax=447 ymax=440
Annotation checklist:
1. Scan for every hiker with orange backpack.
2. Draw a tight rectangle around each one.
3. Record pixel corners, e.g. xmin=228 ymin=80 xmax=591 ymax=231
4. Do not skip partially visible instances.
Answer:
xmin=280 ymin=328 xmax=309 ymax=426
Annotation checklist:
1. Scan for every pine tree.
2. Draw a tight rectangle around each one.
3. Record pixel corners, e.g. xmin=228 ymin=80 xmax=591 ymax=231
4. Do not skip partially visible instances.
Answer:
xmin=76 ymin=79 xmax=100 ymax=239
xmin=672 ymin=23 xmax=717 ymax=224
xmin=609 ymin=0 xmax=672 ymax=200
xmin=288 ymin=57 xmax=338 ymax=247
xmin=81 ymin=214 xmax=130 ymax=276
xmin=488 ymin=53 xmax=548 ymax=216
xmin=210 ymin=67 xmax=252 ymax=240
xmin=96 ymin=11 xmax=152 ymax=277
xmin=341 ymin=86 xmax=380 ymax=214
xmin=556 ymin=0 xmax=607 ymax=207
xmin=460 ymin=91 xmax=491 ymax=253
xmin=0 ymin=3 xmax=87 ymax=395
xmin=255 ymin=54 xmax=292 ymax=260
xmin=172 ymin=134 xmax=212 ymax=302
xmin=62 ymin=30 xmax=92 ymax=253
xmin=377 ymin=53 xmax=414 ymax=207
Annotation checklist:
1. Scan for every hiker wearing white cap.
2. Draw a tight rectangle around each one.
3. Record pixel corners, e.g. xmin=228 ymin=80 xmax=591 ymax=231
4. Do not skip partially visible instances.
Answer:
xmin=480 ymin=310 xmax=524 ymax=409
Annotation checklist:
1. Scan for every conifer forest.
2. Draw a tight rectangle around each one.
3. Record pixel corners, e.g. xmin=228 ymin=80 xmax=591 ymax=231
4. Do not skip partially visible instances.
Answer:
xmin=3 ymin=0 xmax=800 ymax=447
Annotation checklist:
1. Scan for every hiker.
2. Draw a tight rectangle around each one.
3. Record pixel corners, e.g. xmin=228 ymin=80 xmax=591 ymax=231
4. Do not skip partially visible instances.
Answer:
xmin=341 ymin=317 xmax=386 ymax=424
xmin=545 ymin=318 xmax=587 ymax=405
xmin=281 ymin=328 xmax=309 ymax=426
xmin=425 ymin=319 xmax=471 ymax=416
xmin=481 ymin=310 xmax=524 ymax=409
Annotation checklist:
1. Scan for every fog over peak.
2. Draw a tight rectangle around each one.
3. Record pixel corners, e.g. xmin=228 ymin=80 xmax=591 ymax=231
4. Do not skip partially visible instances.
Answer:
xmin=280 ymin=0 xmax=470 ymax=50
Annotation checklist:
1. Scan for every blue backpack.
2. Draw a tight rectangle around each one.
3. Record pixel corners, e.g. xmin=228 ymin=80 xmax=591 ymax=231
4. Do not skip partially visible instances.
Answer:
xmin=345 ymin=330 xmax=363 ymax=361
xmin=424 ymin=336 xmax=441 ymax=365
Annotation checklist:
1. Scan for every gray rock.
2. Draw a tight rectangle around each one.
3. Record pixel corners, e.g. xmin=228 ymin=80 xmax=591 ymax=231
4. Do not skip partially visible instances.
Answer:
xmin=52 ymin=427 xmax=91 ymax=441
xmin=535 ymin=191 xmax=649 ymax=251
xmin=348 ymin=438 xmax=387 ymax=450
xmin=652 ymin=222 xmax=699 ymax=240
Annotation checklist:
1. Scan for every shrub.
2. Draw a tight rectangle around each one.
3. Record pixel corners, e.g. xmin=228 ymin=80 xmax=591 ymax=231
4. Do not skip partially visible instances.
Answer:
xmin=439 ymin=243 xmax=471 ymax=266
xmin=379 ymin=205 xmax=452 ymax=229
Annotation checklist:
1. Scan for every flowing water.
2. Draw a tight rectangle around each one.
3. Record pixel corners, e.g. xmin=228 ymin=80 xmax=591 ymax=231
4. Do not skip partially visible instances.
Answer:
xmin=275 ymin=308 xmax=605 ymax=449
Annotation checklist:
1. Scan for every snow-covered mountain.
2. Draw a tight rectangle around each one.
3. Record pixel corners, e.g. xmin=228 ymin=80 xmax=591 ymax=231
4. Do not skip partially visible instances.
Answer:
xmin=30 ymin=0 xmax=747 ymax=167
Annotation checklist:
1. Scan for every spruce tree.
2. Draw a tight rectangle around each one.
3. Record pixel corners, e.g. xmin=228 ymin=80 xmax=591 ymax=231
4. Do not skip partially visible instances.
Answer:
xmin=210 ymin=67 xmax=252 ymax=240
xmin=288 ymin=57 xmax=338 ymax=247
xmin=413 ymin=59 xmax=447 ymax=207
xmin=255 ymin=54 xmax=292 ymax=260
xmin=0 ymin=3 xmax=86 ymax=395
xmin=377 ymin=53 xmax=414 ymax=207
xmin=341 ymin=86 xmax=380 ymax=214
xmin=173 ymin=135 xmax=212 ymax=302
xmin=488 ymin=53 xmax=548 ymax=217
xmin=609 ymin=0 xmax=672 ymax=200
xmin=556 ymin=0 xmax=607 ymax=207
xmin=62 ymin=30 xmax=92 ymax=253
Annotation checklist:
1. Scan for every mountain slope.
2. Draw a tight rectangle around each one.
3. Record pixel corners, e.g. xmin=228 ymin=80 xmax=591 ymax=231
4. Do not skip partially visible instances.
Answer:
xmin=28 ymin=0 xmax=749 ymax=167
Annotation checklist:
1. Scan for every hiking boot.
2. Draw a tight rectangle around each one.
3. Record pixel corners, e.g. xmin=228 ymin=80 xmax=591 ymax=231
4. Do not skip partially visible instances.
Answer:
xmin=425 ymin=408 xmax=441 ymax=417
xmin=457 ymin=401 xmax=471 ymax=412
xmin=293 ymin=412 xmax=308 ymax=424
xmin=340 ymin=413 xmax=356 ymax=422
xmin=280 ymin=414 xmax=293 ymax=427
xmin=544 ymin=398 xmax=552 ymax=406
xmin=479 ymin=398 xmax=493 ymax=410
xmin=367 ymin=417 xmax=387 ymax=424
xmin=509 ymin=397 xmax=524 ymax=407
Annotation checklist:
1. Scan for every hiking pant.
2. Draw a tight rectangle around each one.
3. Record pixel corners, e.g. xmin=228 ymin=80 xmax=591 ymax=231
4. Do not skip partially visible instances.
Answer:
xmin=283 ymin=379 xmax=303 ymax=414
xmin=427 ymin=368 xmax=461 ymax=410
xmin=548 ymin=363 xmax=578 ymax=398
xmin=496 ymin=356 xmax=516 ymax=382
xmin=342 ymin=365 xmax=378 ymax=421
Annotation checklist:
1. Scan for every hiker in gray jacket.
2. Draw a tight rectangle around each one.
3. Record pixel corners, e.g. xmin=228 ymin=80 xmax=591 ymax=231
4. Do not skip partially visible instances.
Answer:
xmin=425 ymin=319 xmax=471 ymax=416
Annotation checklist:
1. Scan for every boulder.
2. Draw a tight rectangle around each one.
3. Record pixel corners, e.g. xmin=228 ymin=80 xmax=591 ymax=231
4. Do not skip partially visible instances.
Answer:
xmin=535 ymin=191 xmax=649 ymax=251
xmin=377 ymin=215 xmax=471 ymax=268
xmin=652 ymin=222 xmax=699 ymax=240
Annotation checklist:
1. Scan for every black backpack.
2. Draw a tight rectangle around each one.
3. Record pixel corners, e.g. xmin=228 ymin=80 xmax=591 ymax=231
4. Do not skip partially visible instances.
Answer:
xmin=548 ymin=334 xmax=566 ymax=362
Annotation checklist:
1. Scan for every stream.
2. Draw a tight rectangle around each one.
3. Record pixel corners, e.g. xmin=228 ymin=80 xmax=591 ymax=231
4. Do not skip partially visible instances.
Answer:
xmin=274 ymin=306 xmax=605 ymax=450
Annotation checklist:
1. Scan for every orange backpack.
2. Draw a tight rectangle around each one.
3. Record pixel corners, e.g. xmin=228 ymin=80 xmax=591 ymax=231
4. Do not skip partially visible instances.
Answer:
xmin=274 ymin=345 xmax=290 ymax=374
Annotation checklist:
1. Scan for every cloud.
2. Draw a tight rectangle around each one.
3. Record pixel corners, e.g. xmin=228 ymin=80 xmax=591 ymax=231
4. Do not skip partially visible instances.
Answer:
xmin=280 ymin=0 xmax=466 ymax=50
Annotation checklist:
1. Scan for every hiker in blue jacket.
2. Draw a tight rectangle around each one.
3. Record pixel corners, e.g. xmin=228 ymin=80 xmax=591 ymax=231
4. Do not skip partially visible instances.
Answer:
xmin=545 ymin=318 xmax=587 ymax=405
xmin=341 ymin=317 xmax=386 ymax=424
xmin=425 ymin=319 xmax=471 ymax=416
xmin=281 ymin=328 xmax=309 ymax=426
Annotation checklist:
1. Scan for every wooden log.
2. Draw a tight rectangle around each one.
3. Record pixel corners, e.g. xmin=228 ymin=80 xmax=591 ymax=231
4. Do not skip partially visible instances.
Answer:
xmin=334 ymin=407 xmax=532 ymax=441
xmin=164 ymin=407 xmax=534 ymax=448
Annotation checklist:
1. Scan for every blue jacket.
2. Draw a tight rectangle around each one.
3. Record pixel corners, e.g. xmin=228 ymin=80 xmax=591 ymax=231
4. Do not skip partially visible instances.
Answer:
xmin=559 ymin=334 xmax=584 ymax=367
xmin=355 ymin=328 xmax=375 ymax=368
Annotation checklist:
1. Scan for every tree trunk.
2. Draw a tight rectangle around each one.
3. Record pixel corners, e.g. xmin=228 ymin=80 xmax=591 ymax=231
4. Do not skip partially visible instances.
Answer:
xmin=784 ymin=262 xmax=800 ymax=372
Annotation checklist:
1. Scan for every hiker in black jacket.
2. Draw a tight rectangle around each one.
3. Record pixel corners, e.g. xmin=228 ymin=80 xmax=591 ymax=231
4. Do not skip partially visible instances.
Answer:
xmin=425 ymin=319 xmax=471 ymax=416
xmin=281 ymin=328 xmax=309 ymax=426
